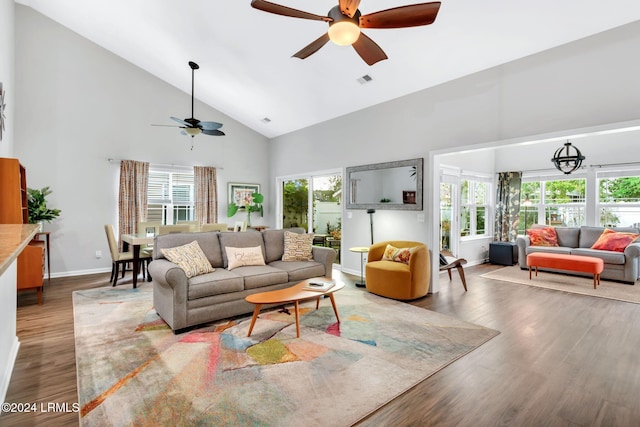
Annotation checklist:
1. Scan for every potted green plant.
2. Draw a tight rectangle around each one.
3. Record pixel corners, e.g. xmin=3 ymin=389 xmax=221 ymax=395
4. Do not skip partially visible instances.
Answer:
xmin=27 ymin=186 xmax=62 ymax=231
xmin=227 ymin=192 xmax=263 ymax=226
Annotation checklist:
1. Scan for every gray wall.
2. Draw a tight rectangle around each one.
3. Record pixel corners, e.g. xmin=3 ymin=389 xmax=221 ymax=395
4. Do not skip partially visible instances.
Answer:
xmin=14 ymin=6 xmax=271 ymax=276
xmin=269 ymin=21 xmax=640 ymax=282
xmin=0 ymin=0 xmax=14 ymax=157
xmin=10 ymin=5 xmax=640 ymax=285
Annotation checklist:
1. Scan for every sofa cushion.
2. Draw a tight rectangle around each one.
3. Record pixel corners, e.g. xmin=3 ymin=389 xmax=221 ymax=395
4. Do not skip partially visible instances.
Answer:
xmin=225 ymin=246 xmax=266 ymax=270
xmin=579 ymin=226 xmax=607 ymax=248
xmin=153 ymin=231 xmax=225 ymax=267
xmin=527 ymin=227 xmax=558 ymax=247
xmin=187 ymin=269 xmax=244 ymax=299
xmin=218 ymin=230 xmax=265 ymax=268
xmin=282 ymin=230 xmax=314 ymax=261
xmin=160 ymin=240 xmax=214 ymax=278
xmin=263 ymin=227 xmax=305 ymax=263
xmin=268 ymin=260 xmax=326 ymax=281
xmin=571 ymin=248 xmax=627 ymax=265
xmin=526 ymin=246 xmax=573 ymax=256
xmin=554 ymin=227 xmax=580 ymax=248
xmin=231 ymin=265 xmax=290 ymax=290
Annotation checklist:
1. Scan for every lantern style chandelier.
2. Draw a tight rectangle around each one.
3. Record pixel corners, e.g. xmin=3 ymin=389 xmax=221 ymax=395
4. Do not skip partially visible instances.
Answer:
xmin=551 ymin=141 xmax=585 ymax=175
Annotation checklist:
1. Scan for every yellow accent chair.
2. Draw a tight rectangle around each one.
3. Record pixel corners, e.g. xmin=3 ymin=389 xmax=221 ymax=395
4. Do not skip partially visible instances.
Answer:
xmin=365 ymin=240 xmax=430 ymax=300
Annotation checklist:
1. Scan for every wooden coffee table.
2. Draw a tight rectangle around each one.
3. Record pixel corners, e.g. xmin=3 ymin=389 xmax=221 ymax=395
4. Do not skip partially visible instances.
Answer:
xmin=245 ymin=278 xmax=344 ymax=338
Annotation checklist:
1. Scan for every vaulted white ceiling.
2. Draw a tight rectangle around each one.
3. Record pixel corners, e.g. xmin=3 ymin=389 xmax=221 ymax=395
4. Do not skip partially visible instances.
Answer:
xmin=16 ymin=0 xmax=640 ymax=138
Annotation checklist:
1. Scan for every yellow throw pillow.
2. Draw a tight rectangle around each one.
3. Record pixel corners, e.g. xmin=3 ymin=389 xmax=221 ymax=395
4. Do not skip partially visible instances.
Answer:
xmin=282 ymin=231 xmax=314 ymax=261
xmin=225 ymin=246 xmax=266 ymax=270
xmin=382 ymin=244 xmax=415 ymax=264
xmin=160 ymin=241 xmax=214 ymax=278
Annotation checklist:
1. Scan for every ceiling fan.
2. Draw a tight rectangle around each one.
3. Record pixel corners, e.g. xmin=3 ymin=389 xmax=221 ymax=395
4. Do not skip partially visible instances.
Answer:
xmin=250 ymin=0 xmax=441 ymax=65
xmin=152 ymin=61 xmax=224 ymax=139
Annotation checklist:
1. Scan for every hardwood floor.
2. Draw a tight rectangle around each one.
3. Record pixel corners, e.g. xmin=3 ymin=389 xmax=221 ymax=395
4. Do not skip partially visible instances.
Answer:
xmin=4 ymin=264 xmax=640 ymax=426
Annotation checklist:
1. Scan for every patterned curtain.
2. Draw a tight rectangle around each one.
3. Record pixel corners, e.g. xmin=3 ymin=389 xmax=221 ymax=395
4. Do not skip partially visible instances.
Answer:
xmin=194 ymin=166 xmax=218 ymax=225
xmin=118 ymin=160 xmax=149 ymax=250
xmin=494 ymin=171 xmax=522 ymax=242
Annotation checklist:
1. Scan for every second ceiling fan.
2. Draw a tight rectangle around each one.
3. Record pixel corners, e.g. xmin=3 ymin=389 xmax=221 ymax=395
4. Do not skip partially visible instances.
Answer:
xmin=153 ymin=61 xmax=225 ymax=139
xmin=251 ymin=0 xmax=441 ymax=65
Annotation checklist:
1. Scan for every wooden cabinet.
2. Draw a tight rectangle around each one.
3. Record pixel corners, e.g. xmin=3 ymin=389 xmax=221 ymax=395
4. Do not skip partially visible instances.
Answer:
xmin=17 ymin=242 xmax=45 ymax=304
xmin=0 ymin=158 xmax=28 ymax=224
xmin=0 ymin=158 xmax=46 ymax=303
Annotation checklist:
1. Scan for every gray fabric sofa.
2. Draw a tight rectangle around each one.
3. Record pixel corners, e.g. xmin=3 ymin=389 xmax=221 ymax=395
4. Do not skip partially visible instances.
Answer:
xmin=516 ymin=225 xmax=640 ymax=284
xmin=148 ymin=228 xmax=336 ymax=332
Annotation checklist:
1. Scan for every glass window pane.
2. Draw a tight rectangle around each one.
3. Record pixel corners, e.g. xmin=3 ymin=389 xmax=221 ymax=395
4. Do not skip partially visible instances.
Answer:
xmin=599 ymin=206 xmax=640 ymax=227
xmin=474 ymin=182 xmax=487 ymax=204
xmin=544 ymin=206 xmax=584 ymax=227
xmin=599 ymin=177 xmax=640 ymax=203
xmin=440 ymin=183 xmax=452 ymax=250
xmin=460 ymin=180 xmax=470 ymax=204
xmin=544 ymin=179 xmax=585 ymax=204
xmin=460 ymin=206 xmax=470 ymax=237
xmin=476 ymin=206 xmax=485 ymax=234
xmin=520 ymin=205 xmax=537 ymax=233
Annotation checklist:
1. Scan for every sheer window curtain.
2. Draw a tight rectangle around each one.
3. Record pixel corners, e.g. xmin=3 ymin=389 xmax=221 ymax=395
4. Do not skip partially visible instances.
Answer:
xmin=494 ymin=171 xmax=522 ymax=242
xmin=194 ymin=166 xmax=218 ymax=225
xmin=118 ymin=160 xmax=149 ymax=250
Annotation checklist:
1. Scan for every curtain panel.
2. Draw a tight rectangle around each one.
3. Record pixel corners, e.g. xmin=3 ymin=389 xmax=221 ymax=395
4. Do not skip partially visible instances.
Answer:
xmin=118 ymin=160 xmax=149 ymax=250
xmin=494 ymin=171 xmax=522 ymax=242
xmin=194 ymin=166 xmax=218 ymax=225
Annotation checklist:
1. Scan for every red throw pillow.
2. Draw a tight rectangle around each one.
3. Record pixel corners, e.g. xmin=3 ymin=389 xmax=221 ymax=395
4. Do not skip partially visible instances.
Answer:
xmin=527 ymin=227 xmax=559 ymax=247
xmin=591 ymin=229 xmax=639 ymax=252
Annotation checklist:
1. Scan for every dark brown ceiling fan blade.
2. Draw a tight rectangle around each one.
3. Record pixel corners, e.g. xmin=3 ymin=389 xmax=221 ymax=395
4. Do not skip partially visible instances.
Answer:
xmin=293 ymin=33 xmax=331 ymax=60
xmin=339 ymin=0 xmax=362 ymax=18
xmin=251 ymin=0 xmax=331 ymax=22
xmin=352 ymin=33 xmax=388 ymax=66
xmin=360 ymin=2 xmax=441 ymax=29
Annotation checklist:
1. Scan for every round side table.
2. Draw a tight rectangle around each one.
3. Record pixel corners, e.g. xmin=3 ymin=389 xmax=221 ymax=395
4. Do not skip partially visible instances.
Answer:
xmin=349 ymin=246 xmax=369 ymax=288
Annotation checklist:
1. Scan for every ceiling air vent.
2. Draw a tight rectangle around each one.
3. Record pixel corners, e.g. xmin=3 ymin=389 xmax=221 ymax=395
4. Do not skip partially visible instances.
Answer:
xmin=357 ymin=74 xmax=373 ymax=84
xmin=261 ymin=117 xmax=271 ymax=123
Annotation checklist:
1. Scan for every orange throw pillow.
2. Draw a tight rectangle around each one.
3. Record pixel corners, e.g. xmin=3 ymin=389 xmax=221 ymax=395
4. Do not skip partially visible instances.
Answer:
xmin=527 ymin=227 xmax=559 ymax=247
xmin=591 ymin=229 xmax=639 ymax=252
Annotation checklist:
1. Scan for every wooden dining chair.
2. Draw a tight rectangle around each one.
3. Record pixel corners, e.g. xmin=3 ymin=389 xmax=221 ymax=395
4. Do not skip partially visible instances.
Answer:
xmin=104 ymin=224 xmax=151 ymax=286
xmin=200 ymin=223 xmax=228 ymax=232
xmin=439 ymin=252 xmax=468 ymax=291
xmin=158 ymin=224 xmax=192 ymax=235
xmin=136 ymin=221 xmax=161 ymax=256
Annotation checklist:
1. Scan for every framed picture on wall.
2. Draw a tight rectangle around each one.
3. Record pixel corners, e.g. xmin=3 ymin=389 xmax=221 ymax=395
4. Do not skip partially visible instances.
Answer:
xmin=403 ymin=190 xmax=416 ymax=204
xmin=228 ymin=182 xmax=260 ymax=209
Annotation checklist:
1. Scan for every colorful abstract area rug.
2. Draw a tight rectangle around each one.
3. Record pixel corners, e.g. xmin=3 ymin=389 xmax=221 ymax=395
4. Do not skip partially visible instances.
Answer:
xmin=482 ymin=265 xmax=640 ymax=304
xmin=73 ymin=285 xmax=498 ymax=426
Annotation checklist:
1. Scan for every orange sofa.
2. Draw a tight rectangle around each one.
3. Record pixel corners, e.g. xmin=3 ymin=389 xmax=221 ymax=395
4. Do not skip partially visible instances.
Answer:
xmin=365 ymin=240 xmax=430 ymax=300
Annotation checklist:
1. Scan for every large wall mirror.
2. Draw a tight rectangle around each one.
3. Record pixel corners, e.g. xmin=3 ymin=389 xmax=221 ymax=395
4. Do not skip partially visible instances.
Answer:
xmin=346 ymin=158 xmax=423 ymax=210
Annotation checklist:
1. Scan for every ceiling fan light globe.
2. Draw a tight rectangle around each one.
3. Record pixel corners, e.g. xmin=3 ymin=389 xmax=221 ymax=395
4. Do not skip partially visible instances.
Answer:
xmin=185 ymin=127 xmax=202 ymax=136
xmin=328 ymin=21 xmax=360 ymax=46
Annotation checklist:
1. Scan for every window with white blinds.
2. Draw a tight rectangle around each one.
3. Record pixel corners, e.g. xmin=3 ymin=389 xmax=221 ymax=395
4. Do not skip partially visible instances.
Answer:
xmin=147 ymin=169 xmax=195 ymax=224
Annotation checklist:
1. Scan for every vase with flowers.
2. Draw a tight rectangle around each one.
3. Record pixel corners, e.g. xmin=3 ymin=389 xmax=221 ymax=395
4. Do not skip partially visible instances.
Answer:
xmin=227 ymin=192 xmax=264 ymax=227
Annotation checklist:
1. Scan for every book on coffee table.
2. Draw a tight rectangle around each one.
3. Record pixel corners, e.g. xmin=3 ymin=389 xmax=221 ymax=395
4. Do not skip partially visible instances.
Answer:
xmin=303 ymin=278 xmax=335 ymax=292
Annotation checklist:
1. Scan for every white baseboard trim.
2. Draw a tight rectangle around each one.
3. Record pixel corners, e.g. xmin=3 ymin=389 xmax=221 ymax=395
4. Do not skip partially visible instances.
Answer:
xmin=50 ymin=267 xmax=111 ymax=279
xmin=0 ymin=337 xmax=20 ymax=404
xmin=339 ymin=266 xmax=362 ymax=278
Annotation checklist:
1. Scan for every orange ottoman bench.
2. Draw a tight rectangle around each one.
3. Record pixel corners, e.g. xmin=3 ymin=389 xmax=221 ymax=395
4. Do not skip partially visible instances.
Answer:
xmin=526 ymin=253 xmax=604 ymax=289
